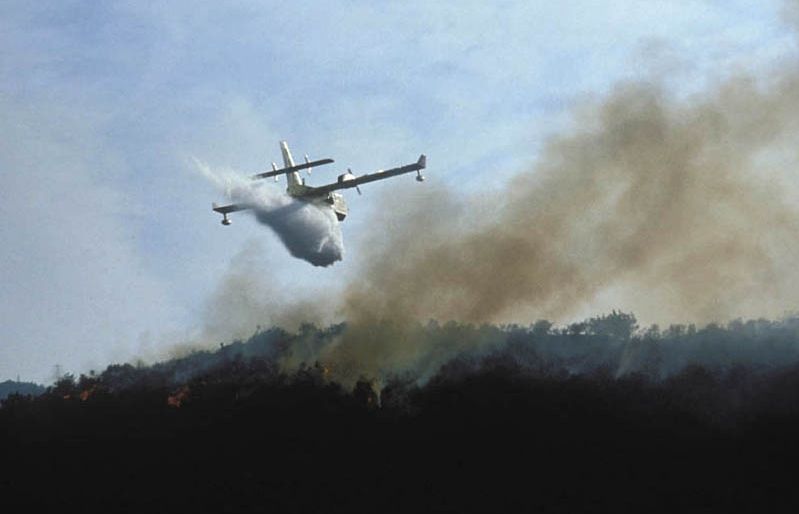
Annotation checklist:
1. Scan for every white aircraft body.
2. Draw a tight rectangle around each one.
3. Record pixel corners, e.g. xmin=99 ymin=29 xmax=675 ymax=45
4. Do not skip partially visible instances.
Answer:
xmin=213 ymin=141 xmax=426 ymax=225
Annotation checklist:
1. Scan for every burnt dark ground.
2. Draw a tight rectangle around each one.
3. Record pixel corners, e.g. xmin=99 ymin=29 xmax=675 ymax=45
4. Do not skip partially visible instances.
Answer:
xmin=4 ymin=320 xmax=799 ymax=513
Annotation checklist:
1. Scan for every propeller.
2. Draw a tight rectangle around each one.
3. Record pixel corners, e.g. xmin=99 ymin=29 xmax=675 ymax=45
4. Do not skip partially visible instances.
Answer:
xmin=346 ymin=168 xmax=362 ymax=195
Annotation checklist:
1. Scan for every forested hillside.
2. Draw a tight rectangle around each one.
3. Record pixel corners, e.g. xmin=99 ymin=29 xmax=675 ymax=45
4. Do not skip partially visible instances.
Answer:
xmin=4 ymin=313 xmax=799 ymax=512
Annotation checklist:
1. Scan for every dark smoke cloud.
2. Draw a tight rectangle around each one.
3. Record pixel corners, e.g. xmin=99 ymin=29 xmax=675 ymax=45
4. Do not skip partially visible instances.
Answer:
xmin=315 ymin=52 xmax=799 ymax=386
xmin=352 ymin=80 xmax=799 ymax=324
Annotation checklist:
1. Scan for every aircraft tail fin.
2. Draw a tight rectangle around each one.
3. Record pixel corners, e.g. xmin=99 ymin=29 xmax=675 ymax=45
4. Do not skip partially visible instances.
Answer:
xmin=280 ymin=140 xmax=295 ymax=168
xmin=280 ymin=140 xmax=302 ymax=187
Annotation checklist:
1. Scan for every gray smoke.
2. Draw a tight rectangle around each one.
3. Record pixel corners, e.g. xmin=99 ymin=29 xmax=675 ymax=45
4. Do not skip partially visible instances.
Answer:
xmin=197 ymin=160 xmax=344 ymax=267
xmin=194 ymin=3 xmax=799 ymax=388
xmin=344 ymin=78 xmax=799 ymax=328
xmin=312 ymin=35 xmax=799 ymax=386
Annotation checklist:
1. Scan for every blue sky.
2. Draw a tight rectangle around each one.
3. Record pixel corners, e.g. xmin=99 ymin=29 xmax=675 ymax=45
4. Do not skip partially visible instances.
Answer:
xmin=0 ymin=0 xmax=794 ymax=383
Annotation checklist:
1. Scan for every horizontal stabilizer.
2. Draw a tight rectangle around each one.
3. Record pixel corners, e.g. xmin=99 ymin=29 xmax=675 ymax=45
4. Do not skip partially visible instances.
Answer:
xmin=251 ymin=158 xmax=334 ymax=180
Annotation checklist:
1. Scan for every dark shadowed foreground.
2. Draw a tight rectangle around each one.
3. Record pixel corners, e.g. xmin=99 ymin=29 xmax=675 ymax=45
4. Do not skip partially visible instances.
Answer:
xmin=4 ymin=315 xmax=799 ymax=513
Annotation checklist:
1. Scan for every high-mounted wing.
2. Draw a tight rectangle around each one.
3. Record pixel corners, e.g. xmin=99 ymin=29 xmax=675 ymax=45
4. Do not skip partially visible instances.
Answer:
xmin=212 ymin=202 xmax=249 ymax=214
xmin=310 ymin=155 xmax=426 ymax=195
xmin=251 ymin=158 xmax=334 ymax=180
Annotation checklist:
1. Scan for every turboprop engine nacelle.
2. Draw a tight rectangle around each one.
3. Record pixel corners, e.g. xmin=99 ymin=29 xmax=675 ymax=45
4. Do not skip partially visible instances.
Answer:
xmin=337 ymin=172 xmax=356 ymax=183
xmin=338 ymin=169 xmax=361 ymax=194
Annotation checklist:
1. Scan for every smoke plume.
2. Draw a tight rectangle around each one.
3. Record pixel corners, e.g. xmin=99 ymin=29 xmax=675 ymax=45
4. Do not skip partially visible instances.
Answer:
xmin=314 ymin=50 xmax=799 ymax=385
xmin=349 ymin=79 xmax=799 ymax=325
xmin=197 ymin=160 xmax=344 ymax=267
xmin=195 ymin=5 xmax=799 ymax=387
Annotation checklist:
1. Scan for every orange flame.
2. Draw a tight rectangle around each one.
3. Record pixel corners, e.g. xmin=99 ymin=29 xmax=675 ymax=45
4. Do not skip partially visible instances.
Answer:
xmin=167 ymin=386 xmax=191 ymax=408
xmin=79 ymin=386 xmax=96 ymax=401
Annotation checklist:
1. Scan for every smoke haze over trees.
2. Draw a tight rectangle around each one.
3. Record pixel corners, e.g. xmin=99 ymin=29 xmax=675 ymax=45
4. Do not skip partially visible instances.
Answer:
xmin=5 ymin=3 xmax=799 ymax=512
xmin=187 ymin=1 xmax=799 ymax=388
xmin=6 ymin=314 xmax=799 ymax=512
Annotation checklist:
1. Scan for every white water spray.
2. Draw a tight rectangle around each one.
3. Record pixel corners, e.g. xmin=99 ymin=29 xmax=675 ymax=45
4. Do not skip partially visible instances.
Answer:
xmin=196 ymin=159 xmax=344 ymax=267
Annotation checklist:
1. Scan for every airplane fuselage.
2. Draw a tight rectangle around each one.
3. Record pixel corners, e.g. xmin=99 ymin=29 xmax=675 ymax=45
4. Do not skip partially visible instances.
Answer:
xmin=284 ymin=148 xmax=348 ymax=221
xmin=212 ymin=141 xmax=425 ymax=226
xmin=321 ymin=191 xmax=348 ymax=221
xmin=288 ymin=183 xmax=348 ymax=221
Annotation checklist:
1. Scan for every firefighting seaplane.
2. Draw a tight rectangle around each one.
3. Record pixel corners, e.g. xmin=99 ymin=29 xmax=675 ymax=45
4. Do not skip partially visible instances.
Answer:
xmin=212 ymin=141 xmax=426 ymax=224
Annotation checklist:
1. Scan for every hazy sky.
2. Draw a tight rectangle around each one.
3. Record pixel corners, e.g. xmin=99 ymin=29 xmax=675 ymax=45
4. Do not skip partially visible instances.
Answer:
xmin=0 ymin=0 xmax=794 ymax=383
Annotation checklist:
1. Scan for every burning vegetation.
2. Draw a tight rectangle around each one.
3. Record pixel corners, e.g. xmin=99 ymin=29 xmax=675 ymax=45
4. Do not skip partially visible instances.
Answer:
xmin=5 ymin=7 xmax=799 ymax=511
xmin=5 ymin=313 xmax=799 ymax=512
